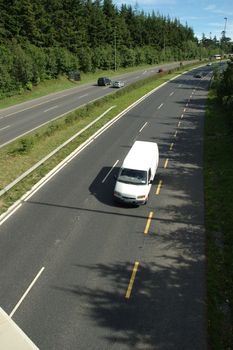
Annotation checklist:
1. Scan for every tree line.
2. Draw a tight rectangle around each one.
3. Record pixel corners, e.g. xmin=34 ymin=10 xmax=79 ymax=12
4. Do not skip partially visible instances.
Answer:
xmin=215 ymin=60 xmax=233 ymax=112
xmin=0 ymin=0 xmax=225 ymax=98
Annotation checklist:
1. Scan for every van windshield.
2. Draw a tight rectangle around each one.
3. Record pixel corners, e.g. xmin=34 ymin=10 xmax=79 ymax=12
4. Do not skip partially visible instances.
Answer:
xmin=117 ymin=168 xmax=147 ymax=185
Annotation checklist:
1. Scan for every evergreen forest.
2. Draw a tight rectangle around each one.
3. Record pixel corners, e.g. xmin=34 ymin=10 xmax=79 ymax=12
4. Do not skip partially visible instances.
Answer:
xmin=0 ymin=0 xmax=230 ymax=98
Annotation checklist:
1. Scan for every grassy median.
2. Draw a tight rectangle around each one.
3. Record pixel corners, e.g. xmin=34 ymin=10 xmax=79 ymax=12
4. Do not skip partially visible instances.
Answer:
xmin=204 ymin=91 xmax=233 ymax=349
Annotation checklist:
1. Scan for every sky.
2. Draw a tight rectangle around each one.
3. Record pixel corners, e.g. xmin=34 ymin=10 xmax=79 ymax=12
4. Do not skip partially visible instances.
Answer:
xmin=114 ymin=0 xmax=233 ymax=41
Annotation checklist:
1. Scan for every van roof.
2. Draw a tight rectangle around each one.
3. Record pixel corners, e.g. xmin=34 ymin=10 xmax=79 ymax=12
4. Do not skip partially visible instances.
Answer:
xmin=122 ymin=141 xmax=158 ymax=171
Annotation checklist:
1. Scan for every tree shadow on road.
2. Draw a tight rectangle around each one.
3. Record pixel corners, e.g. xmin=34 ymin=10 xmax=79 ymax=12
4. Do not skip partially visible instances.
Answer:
xmin=54 ymin=251 xmax=206 ymax=349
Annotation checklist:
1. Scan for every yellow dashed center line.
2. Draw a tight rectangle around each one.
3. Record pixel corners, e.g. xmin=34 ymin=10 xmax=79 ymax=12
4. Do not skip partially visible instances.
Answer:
xmin=164 ymin=158 xmax=169 ymax=168
xmin=156 ymin=180 xmax=163 ymax=195
xmin=125 ymin=261 xmax=139 ymax=299
xmin=144 ymin=211 xmax=153 ymax=234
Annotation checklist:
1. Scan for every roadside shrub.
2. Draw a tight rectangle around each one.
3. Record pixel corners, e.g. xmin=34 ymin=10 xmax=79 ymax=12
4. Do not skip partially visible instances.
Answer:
xmin=11 ymin=138 xmax=35 ymax=154
xmin=26 ymin=82 xmax=33 ymax=91
xmin=44 ymin=124 xmax=62 ymax=137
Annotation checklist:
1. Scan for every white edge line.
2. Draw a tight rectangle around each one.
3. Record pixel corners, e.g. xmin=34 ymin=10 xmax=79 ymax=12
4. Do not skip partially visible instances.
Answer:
xmin=0 ymin=106 xmax=116 ymax=197
xmin=0 ymin=73 xmax=184 ymax=224
xmin=102 ymin=160 xmax=119 ymax=183
xmin=0 ymin=203 xmax=22 ymax=226
xmin=10 ymin=267 xmax=45 ymax=318
xmin=1 ymin=86 xmax=91 ymax=119
xmin=0 ymin=95 xmax=114 ymax=149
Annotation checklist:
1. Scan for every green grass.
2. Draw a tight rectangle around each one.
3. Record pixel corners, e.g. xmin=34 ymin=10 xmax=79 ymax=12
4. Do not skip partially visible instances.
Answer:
xmin=204 ymin=91 xmax=233 ymax=349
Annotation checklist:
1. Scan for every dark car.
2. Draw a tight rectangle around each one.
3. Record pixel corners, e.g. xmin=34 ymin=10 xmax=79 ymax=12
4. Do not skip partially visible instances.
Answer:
xmin=194 ymin=72 xmax=202 ymax=78
xmin=97 ymin=77 xmax=111 ymax=86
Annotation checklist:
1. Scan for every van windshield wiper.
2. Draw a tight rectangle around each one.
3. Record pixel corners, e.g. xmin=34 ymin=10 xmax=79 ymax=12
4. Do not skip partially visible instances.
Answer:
xmin=118 ymin=176 xmax=146 ymax=185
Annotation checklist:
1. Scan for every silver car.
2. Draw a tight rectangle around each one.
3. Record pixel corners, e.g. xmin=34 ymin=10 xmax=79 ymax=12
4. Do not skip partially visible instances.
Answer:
xmin=112 ymin=80 xmax=124 ymax=88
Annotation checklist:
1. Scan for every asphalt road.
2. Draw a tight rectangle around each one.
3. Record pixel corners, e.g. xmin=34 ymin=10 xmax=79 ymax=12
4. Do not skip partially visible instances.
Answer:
xmin=0 ymin=61 xmax=197 ymax=148
xmin=0 ymin=66 xmax=211 ymax=349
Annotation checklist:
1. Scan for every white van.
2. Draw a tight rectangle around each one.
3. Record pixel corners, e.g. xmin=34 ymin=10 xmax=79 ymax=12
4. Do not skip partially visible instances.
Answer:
xmin=114 ymin=141 xmax=159 ymax=205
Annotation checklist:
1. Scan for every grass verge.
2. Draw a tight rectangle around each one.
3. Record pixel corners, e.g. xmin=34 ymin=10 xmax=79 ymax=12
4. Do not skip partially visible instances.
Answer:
xmin=205 ymin=91 xmax=233 ymax=349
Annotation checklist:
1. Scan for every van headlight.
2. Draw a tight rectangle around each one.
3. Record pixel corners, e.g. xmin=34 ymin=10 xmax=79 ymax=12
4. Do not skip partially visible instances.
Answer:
xmin=114 ymin=191 xmax=121 ymax=197
xmin=137 ymin=195 xmax=146 ymax=200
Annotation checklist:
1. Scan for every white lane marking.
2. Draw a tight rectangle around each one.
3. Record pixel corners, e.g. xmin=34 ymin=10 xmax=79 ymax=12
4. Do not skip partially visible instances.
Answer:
xmin=181 ymin=114 xmax=184 ymax=119
xmin=142 ymin=71 xmax=147 ymax=75
xmin=0 ymin=203 xmax=22 ymax=227
xmin=169 ymin=91 xmax=174 ymax=96
xmin=174 ymin=130 xmax=177 ymax=137
xmin=10 ymin=267 xmax=45 ymax=317
xmin=0 ymin=125 xmax=10 ymax=131
xmin=178 ymin=84 xmax=182 ymax=87
xmin=178 ymin=121 xmax=181 ymax=127
xmin=78 ymin=94 xmax=89 ymax=99
xmin=139 ymin=122 xmax=148 ymax=133
xmin=157 ymin=103 xmax=164 ymax=110
xmin=43 ymin=105 xmax=58 ymax=113
xmin=102 ymin=160 xmax=119 ymax=183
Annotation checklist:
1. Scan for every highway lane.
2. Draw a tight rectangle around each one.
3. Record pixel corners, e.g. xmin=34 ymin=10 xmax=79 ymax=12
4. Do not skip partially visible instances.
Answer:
xmin=0 ymin=67 xmax=211 ymax=349
xmin=0 ymin=61 xmax=198 ymax=147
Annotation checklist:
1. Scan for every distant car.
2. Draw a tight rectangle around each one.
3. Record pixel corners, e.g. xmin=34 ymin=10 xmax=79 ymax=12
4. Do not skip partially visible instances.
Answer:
xmin=207 ymin=63 xmax=212 ymax=66
xmin=97 ymin=77 xmax=111 ymax=86
xmin=112 ymin=80 xmax=124 ymax=88
xmin=158 ymin=68 xmax=165 ymax=73
xmin=194 ymin=72 xmax=202 ymax=78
